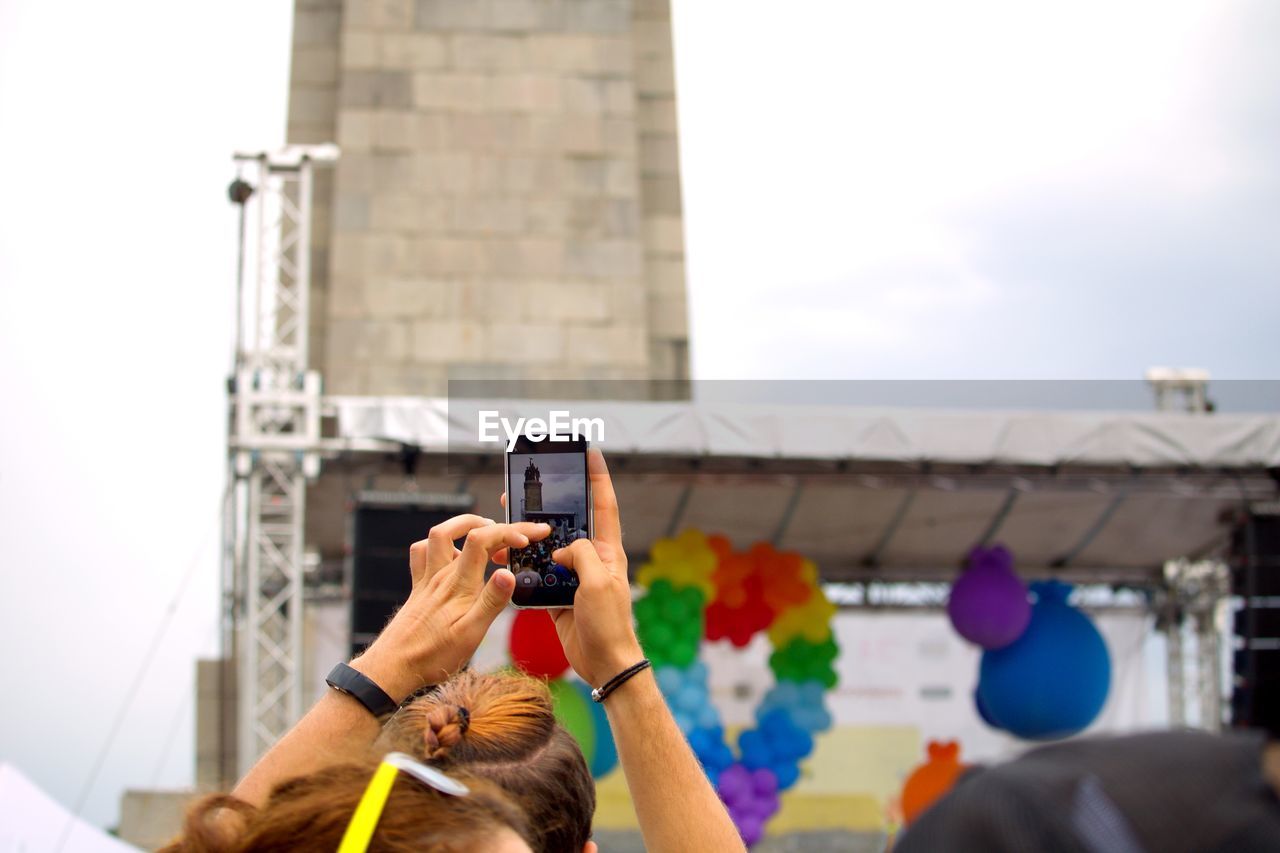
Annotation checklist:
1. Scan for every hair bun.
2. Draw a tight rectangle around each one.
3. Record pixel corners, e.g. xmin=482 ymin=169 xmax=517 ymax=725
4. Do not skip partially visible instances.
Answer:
xmin=422 ymin=704 xmax=469 ymax=760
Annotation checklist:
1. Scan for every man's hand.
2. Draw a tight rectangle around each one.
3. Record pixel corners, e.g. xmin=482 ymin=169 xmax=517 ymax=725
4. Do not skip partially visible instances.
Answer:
xmin=497 ymin=450 xmax=643 ymax=686
xmin=354 ymin=515 xmax=552 ymax=701
xmin=551 ymin=537 xmax=644 ymax=686
xmin=549 ymin=450 xmax=644 ymax=686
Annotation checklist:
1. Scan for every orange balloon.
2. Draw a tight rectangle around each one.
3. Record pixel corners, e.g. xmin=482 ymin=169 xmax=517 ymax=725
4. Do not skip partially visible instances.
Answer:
xmin=900 ymin=740 xmax=967 ymax=825
xmin=707 ymin=534 xmax=734 ymax=559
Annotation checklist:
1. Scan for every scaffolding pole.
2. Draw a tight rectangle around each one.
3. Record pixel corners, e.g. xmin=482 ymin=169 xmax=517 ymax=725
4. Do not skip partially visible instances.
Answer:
xmin=1162 ymin=559 xmax=1230 ymax=730
xmin=1165 ymin=610 xmax=1186 ymax=728
xmin=226 ymin=145 xmax=335 ymax=775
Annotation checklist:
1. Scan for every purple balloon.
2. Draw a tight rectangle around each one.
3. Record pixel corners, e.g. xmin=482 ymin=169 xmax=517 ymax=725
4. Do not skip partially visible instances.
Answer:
xmin=971 ymin=544 xmax=1013 ymax=573
xmin=736 ymin=813 xmax=765 ymax=846
xmin=947 ymin=545 xmax=1031 ymax=649
xmin=750 ymin=767 xmax=779 ymax=796
xmin=718 ymin=763 xmax=749 ymax=801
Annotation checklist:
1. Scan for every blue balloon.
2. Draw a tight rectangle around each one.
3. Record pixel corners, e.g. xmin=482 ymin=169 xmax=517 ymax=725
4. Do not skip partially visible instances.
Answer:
xmin=673 ymin=709 xmax=696 ymax=735
xmin=973 ymin=686 xmax=1003 ymax=730
xmin=656 ymin=665 xmax=684 ymax=696
xmin=798 ymin=681 xmax=825 ymax=703
xmin=757 ymin=707 xmax=788 ymax=731
xmin=759 ymin=680 xmax=833 ymax=735
xmin=689 ymin=725 xmax=734 ymax=782
xmin=739 ymin=729 xmax=772 ymax=769
xmin=687 ymin=727 xmax=716 ymax=758
xmin=787 ymin=730 xmax=814 ymax=762
xmin=676 ymin=683 xmax=704 ymax=712
xmin=797 ymin=704 xmax=832 ymax=733
xmin=688 ymin=660 xmax=709 ymax=683
xmin=696 ymin=702 xmax=721 ymax=730
xmin=772 ymin=761 xmax=801 ymax=790
xmin=977 ymin=581 xmax=1110 ymax=740
xmin=758 ymin=709 xmax=814 ymax=762
xmin=738 ymin=708 xmax=816 ymax=786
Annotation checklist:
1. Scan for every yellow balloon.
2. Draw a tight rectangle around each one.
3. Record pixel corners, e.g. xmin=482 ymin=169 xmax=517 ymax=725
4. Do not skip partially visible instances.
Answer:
xmin=637 ymin=529 xmax=717 ymax=599
xmin=768 ymin=587 xmax=837 ymax=645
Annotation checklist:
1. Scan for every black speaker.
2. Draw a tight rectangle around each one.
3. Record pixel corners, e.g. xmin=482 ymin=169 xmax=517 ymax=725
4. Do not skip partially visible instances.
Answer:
xmin=349 ymin=492 xmax=473 ymax=658
xmin=1230 ymin=506 xmax=1280 ymax=736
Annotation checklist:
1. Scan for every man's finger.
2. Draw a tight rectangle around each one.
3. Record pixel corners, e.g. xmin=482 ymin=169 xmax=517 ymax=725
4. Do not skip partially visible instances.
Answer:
xmin=455 ymin=522 xmax=551 ymax=588
xmin=548 ymin=607 xmax=574 ymax=646
xmin=409 ymin=539 xmax=429 ymax=586
xmin=499 ymin=492 xmax=507 ymax=509
xmin=422 ymin=514 xmax=495 ymax=580
xmin=462 ymin=568 xmax=516 ymax=631
xmin=587 ymin=449 xmax=622 ymax=552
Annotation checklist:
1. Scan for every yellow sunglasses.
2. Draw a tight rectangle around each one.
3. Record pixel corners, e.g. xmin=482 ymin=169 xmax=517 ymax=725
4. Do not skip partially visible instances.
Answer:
xmin=337 ymin=752 xmax=471 ymax=853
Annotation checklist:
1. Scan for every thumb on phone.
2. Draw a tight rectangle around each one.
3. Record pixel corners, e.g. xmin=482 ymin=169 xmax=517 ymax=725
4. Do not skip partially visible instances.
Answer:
xmin=552 ymin=538 xmax=605 ymax=584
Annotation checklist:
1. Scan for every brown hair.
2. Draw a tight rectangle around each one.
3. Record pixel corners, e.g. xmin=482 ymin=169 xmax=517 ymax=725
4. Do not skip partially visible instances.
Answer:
xmin=378 ymin=669 xmax=596 ymax=853
xmin=160 ymin=762 xmax=531 ymax=853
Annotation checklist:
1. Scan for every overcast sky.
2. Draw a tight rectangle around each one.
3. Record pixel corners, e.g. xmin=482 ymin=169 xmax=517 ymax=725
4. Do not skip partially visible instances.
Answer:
xmin=1 ymin=0 xmax=1277 ymax=832
xmin=677 ymin=0 xmax=1280 ymax=380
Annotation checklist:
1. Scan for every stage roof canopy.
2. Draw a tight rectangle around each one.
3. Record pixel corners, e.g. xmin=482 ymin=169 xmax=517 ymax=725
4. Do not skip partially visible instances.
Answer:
xmin=327 ymin=398 xmax=1280 ymax=584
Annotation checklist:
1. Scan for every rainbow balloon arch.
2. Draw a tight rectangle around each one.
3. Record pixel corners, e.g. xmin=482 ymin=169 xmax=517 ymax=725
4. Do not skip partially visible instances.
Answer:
xmin=507 ymin=529 xmax=840 ymax=847
xmin=635 ymin=530 xmax=839 ymax=846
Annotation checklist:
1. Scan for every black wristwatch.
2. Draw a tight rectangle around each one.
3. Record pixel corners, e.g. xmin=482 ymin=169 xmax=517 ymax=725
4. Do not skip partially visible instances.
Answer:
xmin=325 ymin=662 xmax=398 ymax=718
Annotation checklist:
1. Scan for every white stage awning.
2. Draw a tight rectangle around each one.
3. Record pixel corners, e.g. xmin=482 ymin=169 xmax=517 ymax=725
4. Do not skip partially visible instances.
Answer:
xmin=331 ymin=397 xmax=1280 ymax=468
xmin=321 ymin=398 xmax=1280 ymax=583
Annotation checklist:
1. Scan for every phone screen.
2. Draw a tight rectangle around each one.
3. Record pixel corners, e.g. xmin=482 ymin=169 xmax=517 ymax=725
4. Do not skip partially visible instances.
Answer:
xmin=505 ymin=436 xmax=591 ymax=608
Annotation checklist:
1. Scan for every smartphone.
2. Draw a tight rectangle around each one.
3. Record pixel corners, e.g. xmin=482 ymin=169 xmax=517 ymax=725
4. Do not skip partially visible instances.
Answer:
xmin=504 ymin=434 xmax=592 ymax=608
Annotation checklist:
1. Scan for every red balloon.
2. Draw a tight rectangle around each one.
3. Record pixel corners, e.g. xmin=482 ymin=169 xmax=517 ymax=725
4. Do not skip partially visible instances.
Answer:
xmin=705 ymin=601 xmax=733 ymax=643
xmin=706 ymin=576 xmax=775 ymax=647
xmin=508 ymin=610 xmax=570 ymax=679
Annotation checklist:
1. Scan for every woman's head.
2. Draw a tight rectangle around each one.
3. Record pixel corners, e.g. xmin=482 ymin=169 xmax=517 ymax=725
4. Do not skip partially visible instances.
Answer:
xmin=378 ymin=669 xmax=596 ymax=853
xmin=165 ymin=761 xmax=532 ymax=853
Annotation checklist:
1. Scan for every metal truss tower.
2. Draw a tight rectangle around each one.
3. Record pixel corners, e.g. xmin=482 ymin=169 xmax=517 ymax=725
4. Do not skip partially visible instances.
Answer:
xmin=1158 ymin=558 xmax=1231 ymax=731
xmin=226 ymin=145 xmax=336 ymax=774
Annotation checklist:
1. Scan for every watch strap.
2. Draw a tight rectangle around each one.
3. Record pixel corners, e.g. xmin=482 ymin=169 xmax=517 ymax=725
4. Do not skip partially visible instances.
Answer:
xmin=326 ymin=662 xmax=399 ymax=718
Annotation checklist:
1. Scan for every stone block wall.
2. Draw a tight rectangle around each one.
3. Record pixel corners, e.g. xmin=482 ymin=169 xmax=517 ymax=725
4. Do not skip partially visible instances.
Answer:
xmin=285 ymin=0 xmax=690 ymax=395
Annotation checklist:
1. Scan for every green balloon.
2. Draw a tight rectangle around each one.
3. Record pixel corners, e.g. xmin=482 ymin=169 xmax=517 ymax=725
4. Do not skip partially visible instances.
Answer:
xmin=679 ymin=586 xmax=705 ymax=609
xmin=637 ymin=579 xmax=707 ymax=668
xmin=549 ymin=678 xmax=596 ymax=765
xmin=671 ymin=637 xmax=699 ymax=668
xmin=640 ymin=619 xmax=675 ymax=651
xmin=649 ymin=578 xmax=676 ymax=599
xmin=770 ymin=636 xmax=840 ymax=687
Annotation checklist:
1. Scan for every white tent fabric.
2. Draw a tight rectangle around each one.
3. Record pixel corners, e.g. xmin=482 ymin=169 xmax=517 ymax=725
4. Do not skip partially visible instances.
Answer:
xmin=0 ymin=763 xmax=138 ymax=852
xmin=331 ymin=397 xmax=1280 ymax=468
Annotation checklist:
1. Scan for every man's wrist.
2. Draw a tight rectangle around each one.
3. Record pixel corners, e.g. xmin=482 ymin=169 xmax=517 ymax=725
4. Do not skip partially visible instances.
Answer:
xmin=593 ymin=643 xmax=646 ymax=687
xmin=349 ymin=647 xmax=418 ymax=704
xmin=598 ymin=665 xmax=658 ymax=709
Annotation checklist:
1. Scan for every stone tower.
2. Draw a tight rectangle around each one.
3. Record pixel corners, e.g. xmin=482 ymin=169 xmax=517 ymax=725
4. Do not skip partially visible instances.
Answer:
xmin=284 ymin=0 xmax=690 ymax=394
xmin=523 ymin=457 xmax=542 ymax=512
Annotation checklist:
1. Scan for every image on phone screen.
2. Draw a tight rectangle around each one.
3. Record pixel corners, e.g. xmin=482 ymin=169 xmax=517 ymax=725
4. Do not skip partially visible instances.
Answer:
xmin=505 ymin=437 xmax=590 ymax=608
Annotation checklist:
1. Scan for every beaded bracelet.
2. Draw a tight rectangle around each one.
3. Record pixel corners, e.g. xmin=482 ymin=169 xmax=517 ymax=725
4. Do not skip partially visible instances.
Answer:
xmin=591 ymin=659 xmax=652 ymax=703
